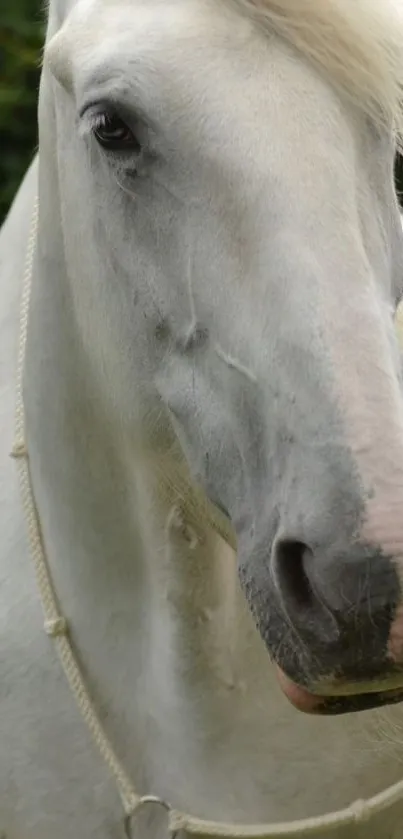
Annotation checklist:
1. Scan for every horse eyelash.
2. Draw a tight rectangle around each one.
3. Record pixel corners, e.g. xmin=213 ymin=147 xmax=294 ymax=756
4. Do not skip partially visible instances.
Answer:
xmin=79 ymin=109 xmax=124 ymax=141
xmin=82 ymin=111 xmax=115 ymax=137
xmin=88 ymin=111 xmax=112 ymax=132
xmin=78 ymin=111 xmax=104 ymax=140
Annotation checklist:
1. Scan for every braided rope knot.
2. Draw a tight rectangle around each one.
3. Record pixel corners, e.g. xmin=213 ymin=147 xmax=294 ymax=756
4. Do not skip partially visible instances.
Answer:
xmin=350 ymin=799 xmax=371 ymax=822
xmin=44 ymin=616 xmax=68 ymax=637
xmin=10 ymin=440 xmax=28 ymax=458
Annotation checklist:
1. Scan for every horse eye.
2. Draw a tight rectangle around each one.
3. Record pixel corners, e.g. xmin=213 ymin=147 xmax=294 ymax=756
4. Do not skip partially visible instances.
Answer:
xmin=93 ymin=112 xmax=141 ymax=152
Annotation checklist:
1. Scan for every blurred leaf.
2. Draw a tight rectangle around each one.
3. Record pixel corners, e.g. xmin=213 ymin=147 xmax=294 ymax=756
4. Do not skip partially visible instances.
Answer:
xmin=0 ymin=3 xmax=43 ymax=224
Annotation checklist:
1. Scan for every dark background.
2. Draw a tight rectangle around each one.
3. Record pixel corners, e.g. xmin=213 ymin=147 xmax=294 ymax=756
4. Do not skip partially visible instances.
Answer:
xmin=0 ymin=0 xmax=44 ymax=224
xmin=0 ymin=2 xmax=402 ymax=224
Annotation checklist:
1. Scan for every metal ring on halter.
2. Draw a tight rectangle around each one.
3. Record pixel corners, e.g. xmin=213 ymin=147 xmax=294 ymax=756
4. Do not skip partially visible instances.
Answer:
xmin=124 ymin=795 xmax=174 ymax=838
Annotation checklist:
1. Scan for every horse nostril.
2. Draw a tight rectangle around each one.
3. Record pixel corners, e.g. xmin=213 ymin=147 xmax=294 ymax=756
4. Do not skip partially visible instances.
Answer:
xmin=272 ymin=538 xmax=340 ymax=644
xmin=273 ymin=540 xmax=316 ymax=611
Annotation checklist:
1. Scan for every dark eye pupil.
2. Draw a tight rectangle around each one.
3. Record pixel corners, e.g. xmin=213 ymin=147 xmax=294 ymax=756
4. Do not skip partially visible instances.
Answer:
xmin=94 ymin=114 xmax=140 ymax=151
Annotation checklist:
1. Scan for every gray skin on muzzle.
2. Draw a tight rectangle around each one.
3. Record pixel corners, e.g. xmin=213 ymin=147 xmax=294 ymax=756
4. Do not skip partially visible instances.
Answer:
xmin=155 ymin=313 xmax=403 ymax=711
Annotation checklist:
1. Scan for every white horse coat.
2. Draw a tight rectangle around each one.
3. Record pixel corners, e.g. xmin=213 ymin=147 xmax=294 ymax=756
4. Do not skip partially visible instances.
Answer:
xmin=2 ymin=0 xmax=403 ymax=836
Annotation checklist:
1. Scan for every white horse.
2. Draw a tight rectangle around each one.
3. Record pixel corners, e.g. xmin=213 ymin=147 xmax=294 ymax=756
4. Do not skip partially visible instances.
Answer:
xmin=2 ymin=0 xmax=403 ymax=836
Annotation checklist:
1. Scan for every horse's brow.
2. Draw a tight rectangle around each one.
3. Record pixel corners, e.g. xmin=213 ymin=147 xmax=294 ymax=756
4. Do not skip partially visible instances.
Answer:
xmin=77 ymin=68 xmax=152 ymax=122
xmin=78 ymin=66 xmax=130 ymax=102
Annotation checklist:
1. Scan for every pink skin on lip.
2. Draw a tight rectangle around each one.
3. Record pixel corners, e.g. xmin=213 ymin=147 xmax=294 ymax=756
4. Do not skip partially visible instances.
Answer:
xmin=275 ymin=665 xmax=324 ymax=713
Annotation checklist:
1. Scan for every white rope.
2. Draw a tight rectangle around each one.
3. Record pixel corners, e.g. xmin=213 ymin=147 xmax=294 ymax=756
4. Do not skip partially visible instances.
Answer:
xmin=11 ymin=194 xmax=403 ymax=838
xmin=11 ymin=196 xmax=140 ymax=822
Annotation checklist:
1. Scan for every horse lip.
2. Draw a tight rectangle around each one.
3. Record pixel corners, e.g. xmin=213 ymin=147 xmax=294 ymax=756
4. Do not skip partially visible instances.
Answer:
xmin=319 ymin=687 xmax=403 ymax=715
xmin=275 ymin=665 xmax=403 ymax=715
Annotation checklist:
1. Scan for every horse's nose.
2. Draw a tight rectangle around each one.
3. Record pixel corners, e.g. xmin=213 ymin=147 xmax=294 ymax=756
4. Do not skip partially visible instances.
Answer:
xmin=272 ymin=537 xmax=402 ymax=672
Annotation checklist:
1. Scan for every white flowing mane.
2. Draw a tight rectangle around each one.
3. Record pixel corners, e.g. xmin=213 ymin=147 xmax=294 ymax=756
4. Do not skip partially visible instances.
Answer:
xmin=236 ymin=0 xmax=403 ymax=143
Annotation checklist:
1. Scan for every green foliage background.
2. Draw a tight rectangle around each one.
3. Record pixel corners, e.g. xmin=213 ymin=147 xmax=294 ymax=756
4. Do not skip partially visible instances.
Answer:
xmin=0 ymin=0 xmax=43 ymax=224
xmin=0 ymin=2 xmax=402 ymax=224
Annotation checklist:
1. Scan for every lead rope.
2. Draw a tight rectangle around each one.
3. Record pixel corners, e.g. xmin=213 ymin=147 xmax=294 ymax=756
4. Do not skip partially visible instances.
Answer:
xmin=10 ymin=197 xmax=146 ymax=833
xmin=10 ymin=194 xmax=403 ymax=839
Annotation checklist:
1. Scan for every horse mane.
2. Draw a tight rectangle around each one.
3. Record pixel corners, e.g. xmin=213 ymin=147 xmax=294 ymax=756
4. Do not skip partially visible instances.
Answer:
xmin=235 ymin=0 xmax=403 ymax=147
